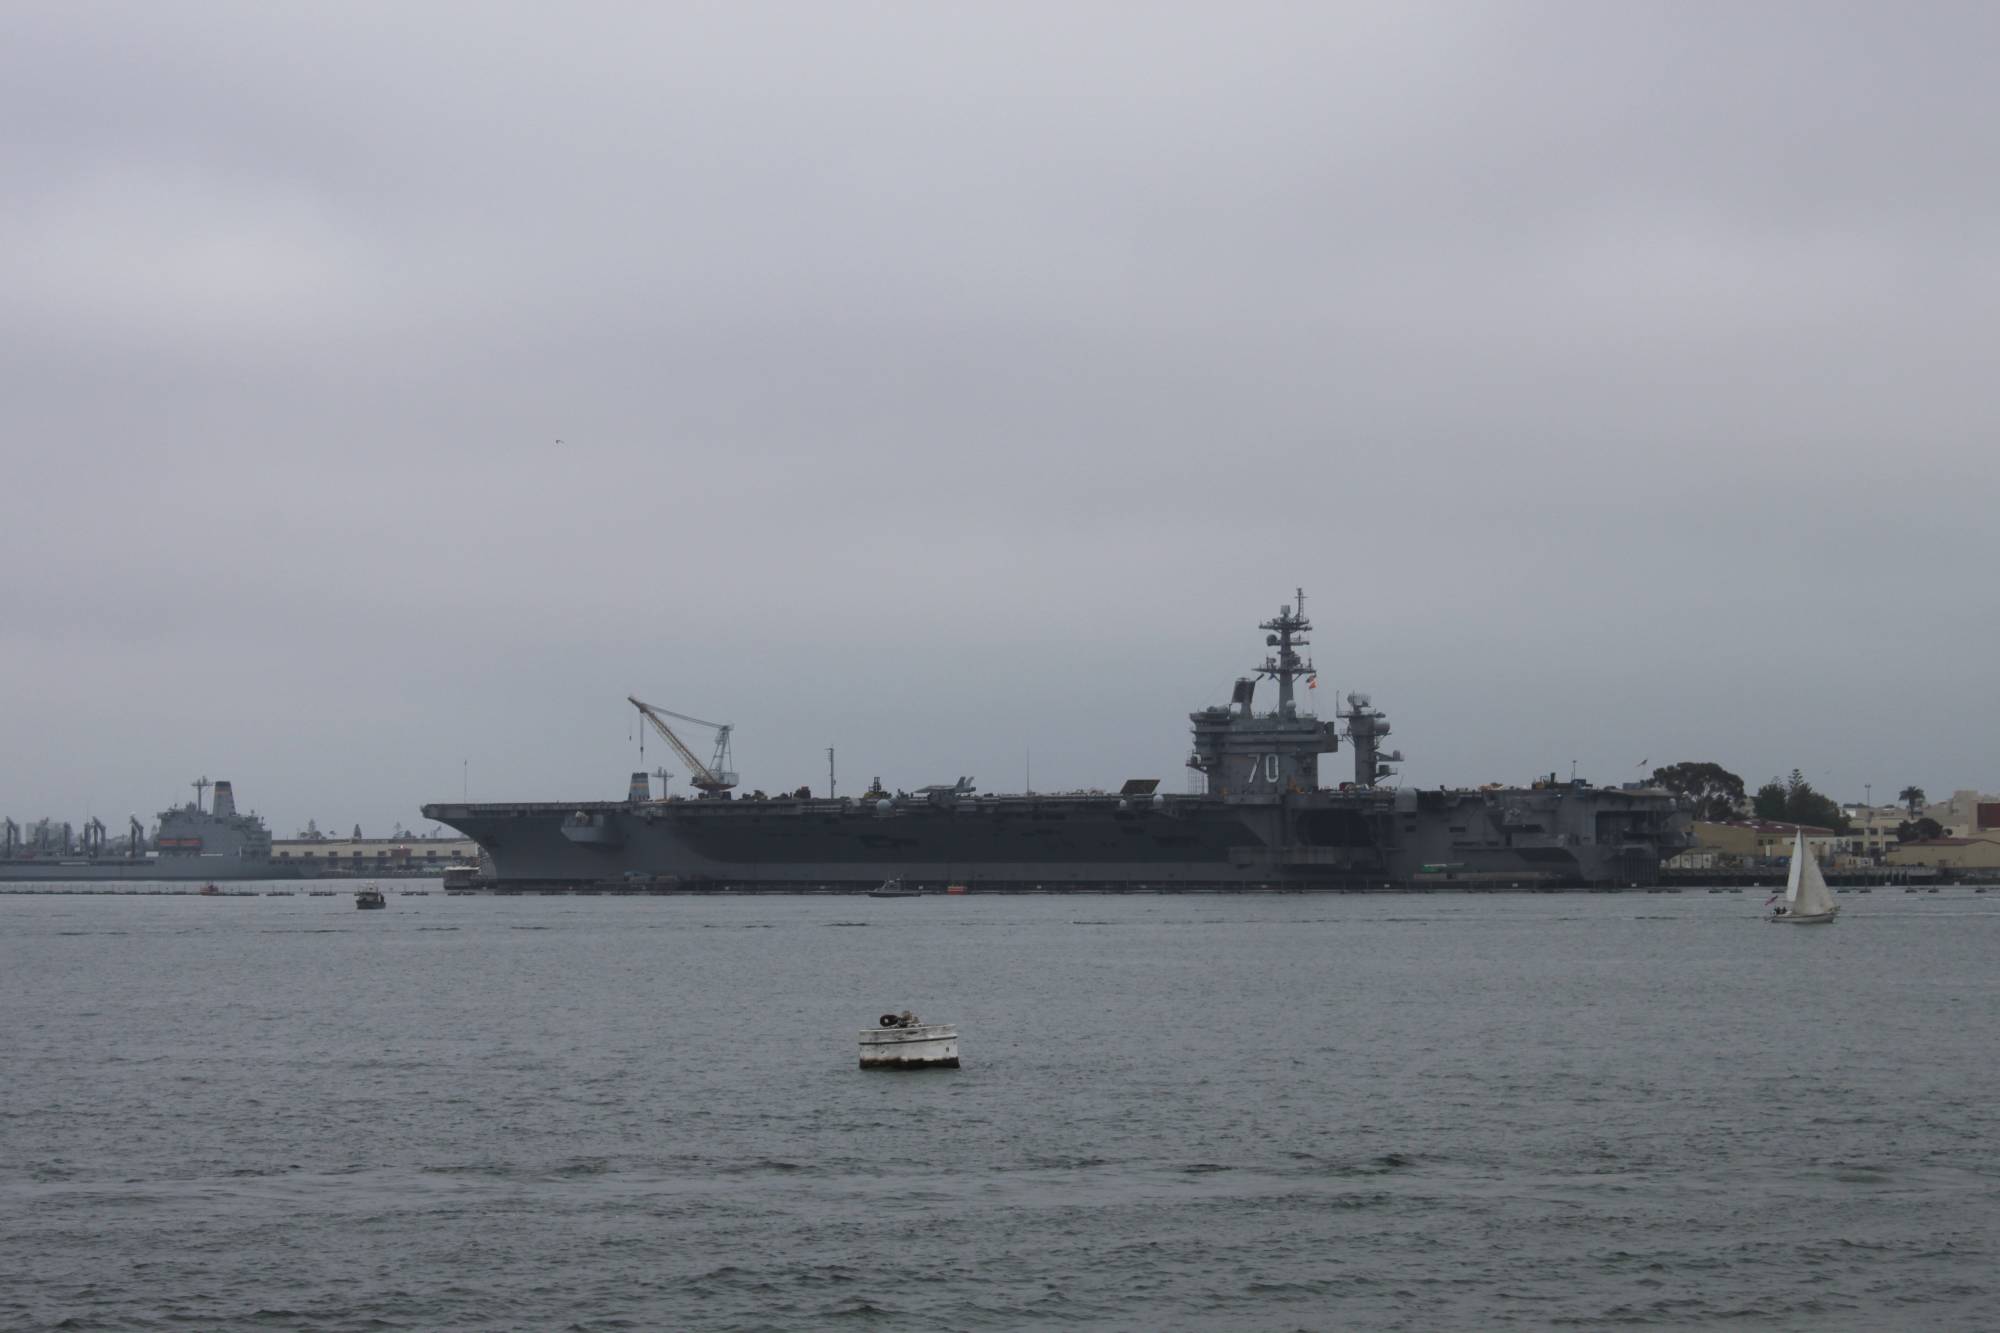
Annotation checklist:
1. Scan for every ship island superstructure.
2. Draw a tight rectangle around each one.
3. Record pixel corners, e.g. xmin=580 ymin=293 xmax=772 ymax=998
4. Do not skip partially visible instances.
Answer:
xmin=421 ymin=594 xmax=1692 ymax=891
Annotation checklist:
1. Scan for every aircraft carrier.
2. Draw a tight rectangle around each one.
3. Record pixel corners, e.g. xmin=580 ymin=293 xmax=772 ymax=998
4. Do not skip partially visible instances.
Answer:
xmin=0 ymin=779 xmax=299 ymax=881
xmin=422 ymin=595 xmax=1692 ymax=891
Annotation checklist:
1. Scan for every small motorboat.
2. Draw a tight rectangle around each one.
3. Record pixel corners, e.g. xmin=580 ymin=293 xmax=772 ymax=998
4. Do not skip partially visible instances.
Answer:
xmin=197 ymin=883 xmax=221 ymax=896
xmin=354 ymin=884 xmax=387 ymax=910
xmin=868 ymin=877 xmax=921 ymax=898
xmin=858 ymin=1011 xmax=959 ymax=1069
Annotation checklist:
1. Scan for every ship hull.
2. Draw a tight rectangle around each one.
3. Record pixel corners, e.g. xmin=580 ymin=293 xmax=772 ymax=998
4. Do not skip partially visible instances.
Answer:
xmin=422 ymin=784 xmax=1687 ymax=891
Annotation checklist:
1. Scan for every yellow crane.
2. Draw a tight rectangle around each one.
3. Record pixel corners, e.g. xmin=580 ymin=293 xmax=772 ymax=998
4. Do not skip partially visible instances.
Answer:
xmin=628 ymin=696 xmax=738 ymax=795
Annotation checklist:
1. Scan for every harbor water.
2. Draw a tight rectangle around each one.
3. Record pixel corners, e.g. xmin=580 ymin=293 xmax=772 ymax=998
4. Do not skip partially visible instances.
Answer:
xmin=3 ymin=887 xmax=1995 ymax=1329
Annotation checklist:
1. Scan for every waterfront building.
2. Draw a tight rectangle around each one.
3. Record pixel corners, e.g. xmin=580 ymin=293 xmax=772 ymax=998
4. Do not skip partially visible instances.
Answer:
xmin=272 ymin=836 xmax=479 ymax=873
xmin=1884 ymin=836 xmax=2000 ymax=872
xmin=1684 ymin=820 xmax=1841 ymax=867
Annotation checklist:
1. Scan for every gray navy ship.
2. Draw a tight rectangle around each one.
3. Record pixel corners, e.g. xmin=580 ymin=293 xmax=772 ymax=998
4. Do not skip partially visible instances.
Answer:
xmin=422 ymin=594 xmax=1692 ymax=891
xmin=0 ymin=779 xmax=296 ymax=881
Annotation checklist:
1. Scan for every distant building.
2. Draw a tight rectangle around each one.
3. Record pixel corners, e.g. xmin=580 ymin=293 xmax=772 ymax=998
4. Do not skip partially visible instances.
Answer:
xmin=1839 ymin=805 xmax=1907 ymax=859
xmin=272 ymin=836 xmax=479 ymax=872
xmin=1884 ymin=837 xmax=2000 ymax=871
xmin=1840 ymin=792 xmax=2000 ymax=860
xmin=1680 ymin=820 xmax=1841 ymax=867
xmin=1920 ymin=791 xmax=2000 ymax=839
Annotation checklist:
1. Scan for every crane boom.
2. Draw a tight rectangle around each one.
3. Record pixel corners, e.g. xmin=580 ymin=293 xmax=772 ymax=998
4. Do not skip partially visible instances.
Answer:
xmin=640 ymin=704 xmax=729 ymax=731
xmin=628 ymin=696 xmax=738 ymax=794
xmin=637 ymin=705 xmax=709 ymax=782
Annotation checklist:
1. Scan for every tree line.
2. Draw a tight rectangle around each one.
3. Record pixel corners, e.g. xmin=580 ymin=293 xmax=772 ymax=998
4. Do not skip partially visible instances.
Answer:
xmin=1647 ymin=763 xmax=1941 ymax=840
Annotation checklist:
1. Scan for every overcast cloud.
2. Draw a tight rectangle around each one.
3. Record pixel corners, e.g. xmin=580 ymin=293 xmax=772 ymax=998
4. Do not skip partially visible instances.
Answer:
xmin=4 ymin=1 xmax=1996 ymax=835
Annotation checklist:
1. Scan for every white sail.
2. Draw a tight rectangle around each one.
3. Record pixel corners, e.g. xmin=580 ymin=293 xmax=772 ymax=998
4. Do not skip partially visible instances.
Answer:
xmin=1779 ymin=830 xmax=1837 ymax=919
xmin=1794 ymin=839 xmax=1836 ymax=917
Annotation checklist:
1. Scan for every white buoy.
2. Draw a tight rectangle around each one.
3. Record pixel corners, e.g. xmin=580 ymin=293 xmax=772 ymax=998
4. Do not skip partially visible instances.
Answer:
xmin=858 ymin=1011 xmax=960 ymax=1069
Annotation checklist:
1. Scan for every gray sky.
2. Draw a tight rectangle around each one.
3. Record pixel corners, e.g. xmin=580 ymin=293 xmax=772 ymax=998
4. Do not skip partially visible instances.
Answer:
xmin=5 ymin=1 xmax=1997 ymax=836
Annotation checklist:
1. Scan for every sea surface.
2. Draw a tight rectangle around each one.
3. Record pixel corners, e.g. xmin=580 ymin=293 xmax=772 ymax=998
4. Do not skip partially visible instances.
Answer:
xmin=2 ymin=886 xmax=1995 ymax=1330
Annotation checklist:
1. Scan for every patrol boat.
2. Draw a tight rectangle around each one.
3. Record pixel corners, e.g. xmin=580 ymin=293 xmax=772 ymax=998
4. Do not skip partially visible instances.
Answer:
xmin=422 ymin=594 xmax=1691 ymax=891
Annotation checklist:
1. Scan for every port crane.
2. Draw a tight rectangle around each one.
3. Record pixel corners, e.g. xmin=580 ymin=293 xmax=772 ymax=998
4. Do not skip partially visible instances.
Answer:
xmin=628 ymin=696 xmax=738 ymax=795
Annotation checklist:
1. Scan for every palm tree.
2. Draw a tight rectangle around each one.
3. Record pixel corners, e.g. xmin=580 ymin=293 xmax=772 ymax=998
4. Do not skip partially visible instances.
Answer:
xmin=1898 ymin=786 xmax=1926 ymax=816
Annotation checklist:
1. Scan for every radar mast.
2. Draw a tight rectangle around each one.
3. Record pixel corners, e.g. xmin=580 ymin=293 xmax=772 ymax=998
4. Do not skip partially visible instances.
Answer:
xmin=1257 ymin=587 xmax=1315 ymax=719
xmin=1338 ymin=693 xmax=1403 ymax=789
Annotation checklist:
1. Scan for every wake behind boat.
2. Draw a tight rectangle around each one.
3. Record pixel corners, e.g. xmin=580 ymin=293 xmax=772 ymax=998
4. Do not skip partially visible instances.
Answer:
xmin=1769 ymin=830 xmax=1838 ymax=924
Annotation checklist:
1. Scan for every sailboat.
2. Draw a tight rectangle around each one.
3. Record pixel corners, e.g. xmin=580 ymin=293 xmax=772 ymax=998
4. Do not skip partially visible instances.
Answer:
xmin=1769 ymin=830 xmax=1838 ymax=925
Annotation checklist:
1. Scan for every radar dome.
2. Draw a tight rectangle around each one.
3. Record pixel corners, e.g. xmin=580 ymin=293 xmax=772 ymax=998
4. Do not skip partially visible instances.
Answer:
xmin=876 ymin=798 xmax=894 ymax=813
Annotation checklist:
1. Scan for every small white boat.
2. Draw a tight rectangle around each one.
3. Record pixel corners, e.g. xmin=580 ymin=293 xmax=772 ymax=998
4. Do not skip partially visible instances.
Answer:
xmin=867 ymin=878 xmax=921 ymax=898
xmin=1768 ymin=831 xmax=1838 ymax=925
xmin=354 ymin=884 xmax=387 ymax=911
xmin=858 ymin=1011 xmax=959 ymax=1069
